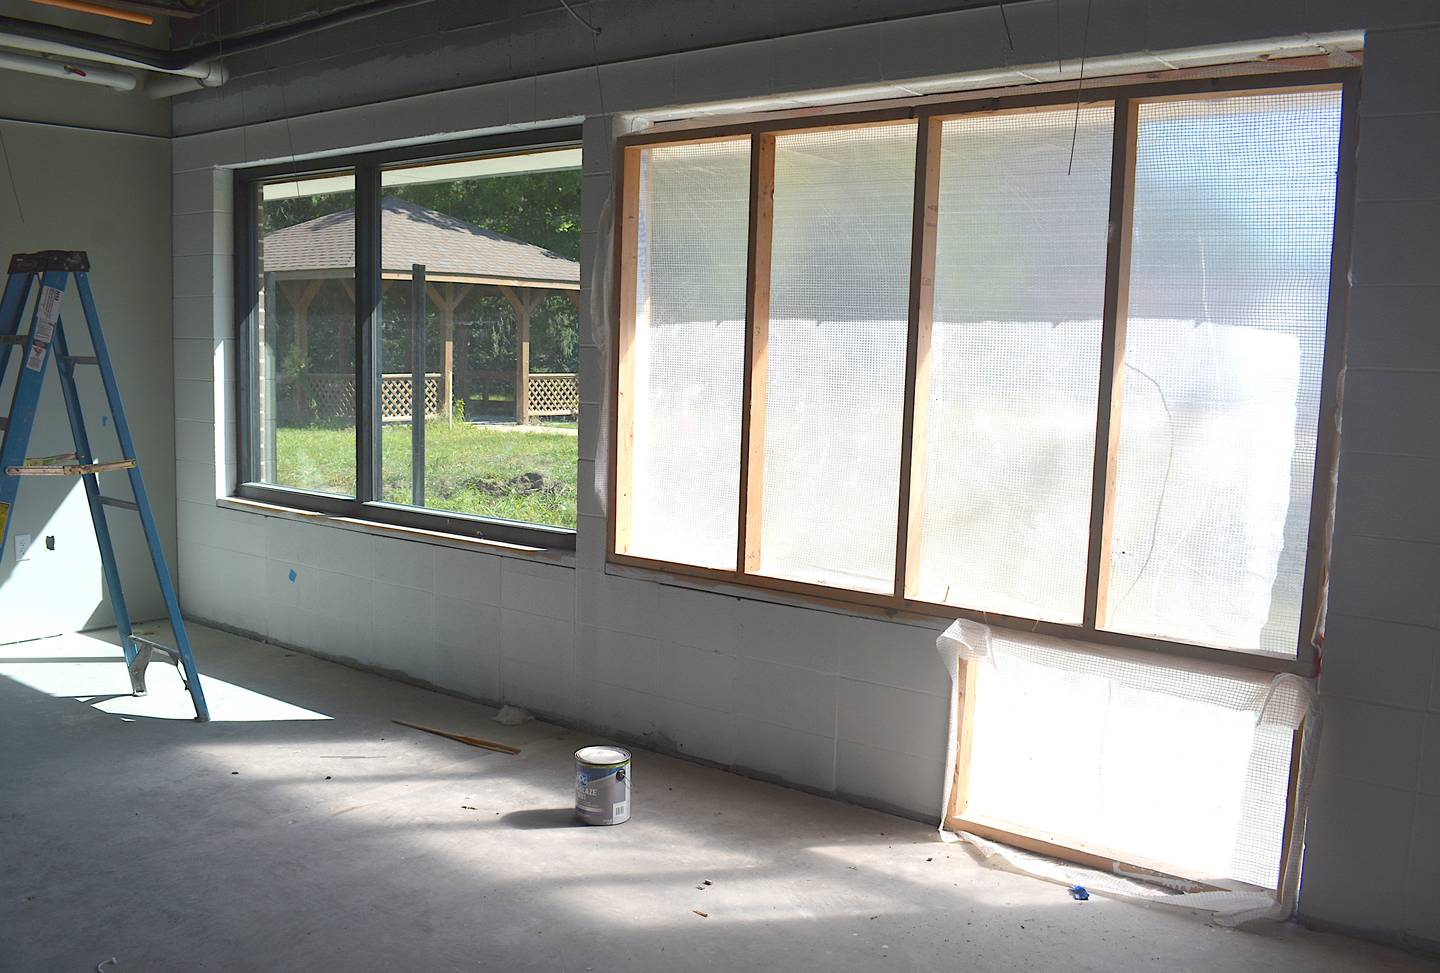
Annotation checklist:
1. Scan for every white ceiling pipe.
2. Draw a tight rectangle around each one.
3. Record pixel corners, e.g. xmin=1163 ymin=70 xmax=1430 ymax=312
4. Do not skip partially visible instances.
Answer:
xmin=144 ymin=72 xmax=206 ymax=99
xmin=0 ymin=30 xmax=226 ymax=84
xmin=0 ymin=47 xmax=136 ymax=91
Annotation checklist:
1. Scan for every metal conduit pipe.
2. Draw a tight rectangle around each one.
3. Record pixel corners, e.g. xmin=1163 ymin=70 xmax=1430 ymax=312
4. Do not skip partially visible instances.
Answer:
xmin=0 ymin=46 xmax=136 ymax=90
xmin=0 ymin=29 xmax=226 ymax=82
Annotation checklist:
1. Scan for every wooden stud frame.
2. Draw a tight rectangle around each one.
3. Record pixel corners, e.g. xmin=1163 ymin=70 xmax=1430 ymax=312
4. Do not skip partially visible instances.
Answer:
xmin=737 ymin=135 xmax=777 ymax=575
xmin=608 ymin=61 xmax=1357 ymax=898
xmin=610 ymin=65 xmax=1359 ymax=684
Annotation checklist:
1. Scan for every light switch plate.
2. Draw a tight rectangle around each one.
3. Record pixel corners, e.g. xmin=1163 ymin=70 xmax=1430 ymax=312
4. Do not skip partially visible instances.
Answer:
xmin=15 ymin=533 xmax=32 ymax=561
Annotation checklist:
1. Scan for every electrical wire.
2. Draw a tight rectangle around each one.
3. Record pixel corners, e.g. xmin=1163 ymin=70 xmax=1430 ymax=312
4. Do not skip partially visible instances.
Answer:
xmin=558 ymin=0 xmax=601 ymax=35
xmin=1066 ymin=0 xmax=1093 ymax=176
xmin=0 ymin=124 xmax=24 ymax=224
xmin=1108 ymin=361 xmax=1175 ymax=619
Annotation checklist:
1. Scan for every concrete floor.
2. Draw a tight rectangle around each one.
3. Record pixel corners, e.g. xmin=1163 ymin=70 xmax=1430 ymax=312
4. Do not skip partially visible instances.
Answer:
xmin=1 ymin=624 xmax=1435 ymax=973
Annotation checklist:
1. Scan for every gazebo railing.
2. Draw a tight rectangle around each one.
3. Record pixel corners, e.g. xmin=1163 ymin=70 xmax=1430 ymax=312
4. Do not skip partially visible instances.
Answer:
xmin=302 ymin=371 xmax=577 ymax=422
xmin=526 ymin=373 xmax=578 ymax=418
xmin=304 ymin=372 xmax=441 ymax=422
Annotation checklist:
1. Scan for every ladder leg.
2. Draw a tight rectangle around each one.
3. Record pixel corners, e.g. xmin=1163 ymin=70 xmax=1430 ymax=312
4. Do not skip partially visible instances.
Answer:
xmin=0 ymin=269 xmax=67 ymax=552
xmin=0 ymin=270 xmax=34 ymax=382
xmin=52 ymin=318 xmax=140 ymax=672
xmin=74 ymin=274 xmax=209 ymax=721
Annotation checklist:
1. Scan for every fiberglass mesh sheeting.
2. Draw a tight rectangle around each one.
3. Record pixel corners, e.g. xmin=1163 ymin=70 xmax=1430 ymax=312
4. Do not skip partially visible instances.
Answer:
xmin=914 ymin=105 xmax=1113 ymax=622
xmin=1106 ymin=89 xmax=1342 ymax=656
xmin=963 ymin=628 xmax=1303 ymax=889
xmin=627 ymin=139 xmax=750 ymax=568
xmin=758 ymin=124 xmax=917 ymax=592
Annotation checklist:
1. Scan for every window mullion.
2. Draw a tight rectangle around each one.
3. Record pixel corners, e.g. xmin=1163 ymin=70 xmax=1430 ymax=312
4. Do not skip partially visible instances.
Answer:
xmin=1083 ymin=97 xmax=1139 ymax=630
xmin=355 ymin=162 xmax=382 ymax=503
xmin=894 ymin=116 xmax=943 ymax=601
xmin=235 ymin=178 xmax=259 ymax=487
xmin=736 ymin=133 xmax=776 ymax=576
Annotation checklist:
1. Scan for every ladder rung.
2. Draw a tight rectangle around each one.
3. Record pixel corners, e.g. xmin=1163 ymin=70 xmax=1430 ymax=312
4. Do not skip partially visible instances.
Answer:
xmin=6 ymin=458 xmax=134 ymax=476
xmin=99 ymin=495 xmax=140 ymax=511
xmin=0 ymin=334 xmax=24 ymax=345
xmin=131 ymin=635 xmax=177 ymax=657
xmin=62 ymin=355 xmax=99 ymax=365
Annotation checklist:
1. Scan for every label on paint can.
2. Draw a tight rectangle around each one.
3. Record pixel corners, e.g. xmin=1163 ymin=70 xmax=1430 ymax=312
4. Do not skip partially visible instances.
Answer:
xmin=575 ymin=745 xmax=631 ymax=826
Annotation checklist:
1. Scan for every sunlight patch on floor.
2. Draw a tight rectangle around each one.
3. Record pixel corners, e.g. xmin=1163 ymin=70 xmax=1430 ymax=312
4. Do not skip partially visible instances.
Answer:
xmin=0 ymin=631 xmax=331 ymax=722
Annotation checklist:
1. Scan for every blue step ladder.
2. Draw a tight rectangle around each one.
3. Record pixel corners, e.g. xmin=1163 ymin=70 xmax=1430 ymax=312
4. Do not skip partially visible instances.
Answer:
xmin=0 ymin=250 xmax=209 ymax=721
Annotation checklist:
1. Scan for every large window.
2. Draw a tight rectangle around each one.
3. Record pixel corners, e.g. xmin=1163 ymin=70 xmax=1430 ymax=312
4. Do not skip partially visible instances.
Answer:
xmin=237 ymin=131 xmax=582 ymax=546
xmin=613 ymin=74 xmax=1353 ymax=668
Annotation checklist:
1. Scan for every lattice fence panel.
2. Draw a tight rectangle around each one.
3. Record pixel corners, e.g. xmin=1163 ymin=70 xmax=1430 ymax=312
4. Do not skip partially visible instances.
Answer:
xmin=527 ymin=373 xmax=579 ymax=417
xmin=380 ymin=373 xmax=441 ymax=421
xmin=308 ymin=374 xmax=356 ymax=420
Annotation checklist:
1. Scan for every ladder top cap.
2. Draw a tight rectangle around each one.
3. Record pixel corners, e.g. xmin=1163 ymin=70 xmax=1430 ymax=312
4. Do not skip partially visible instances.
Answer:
xmin=8 ymin=251 xmax=90 ymax=273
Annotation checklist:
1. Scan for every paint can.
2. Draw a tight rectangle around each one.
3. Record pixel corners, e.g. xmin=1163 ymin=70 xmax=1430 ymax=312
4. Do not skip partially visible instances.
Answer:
xmin=575 ymin=745 xmax=631 ymax=825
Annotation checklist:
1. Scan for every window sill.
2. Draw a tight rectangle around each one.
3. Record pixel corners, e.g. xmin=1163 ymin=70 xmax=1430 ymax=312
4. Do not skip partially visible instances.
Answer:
xmin=605 ymin=553 xmax=1312 ymax=678
xmin=218 ymin=495 xmax=576 ymax=568
xmin=604 ymin=556 xmax=952 ymax=633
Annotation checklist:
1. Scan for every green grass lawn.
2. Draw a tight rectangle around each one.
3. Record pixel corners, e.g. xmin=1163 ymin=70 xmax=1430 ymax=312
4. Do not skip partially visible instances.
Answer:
xmin=276 ymin=421 xmax=578 ymax=528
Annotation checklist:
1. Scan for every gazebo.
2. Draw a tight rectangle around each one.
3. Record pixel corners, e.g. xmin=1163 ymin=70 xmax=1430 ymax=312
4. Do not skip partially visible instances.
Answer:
xmin=260 ymin=196 xmax=581 ymax=425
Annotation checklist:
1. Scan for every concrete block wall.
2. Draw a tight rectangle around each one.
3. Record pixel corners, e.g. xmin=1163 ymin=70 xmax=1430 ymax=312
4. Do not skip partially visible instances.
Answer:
xmin=167 ymin=0 xmax=1440 ymax=947
xmin=1301 ymin=24 xmax=1440 ymax=948
xmin=0 ymin=120 xmax=174 ymax=641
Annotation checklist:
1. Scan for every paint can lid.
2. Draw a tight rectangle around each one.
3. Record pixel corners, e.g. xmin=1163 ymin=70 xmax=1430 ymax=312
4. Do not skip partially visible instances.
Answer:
xmin=575 ymin=745 xmax=630 ymax=767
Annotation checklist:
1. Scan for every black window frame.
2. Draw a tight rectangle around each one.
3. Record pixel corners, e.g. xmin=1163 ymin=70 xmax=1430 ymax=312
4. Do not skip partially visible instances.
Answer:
xmin=233 ymin=126 xmax=584 ymax=549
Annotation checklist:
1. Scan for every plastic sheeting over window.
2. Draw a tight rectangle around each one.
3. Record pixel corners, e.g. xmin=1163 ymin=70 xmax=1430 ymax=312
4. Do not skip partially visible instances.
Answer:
xmin=626 ymin=140 xmax=751 ymax=568
xmin=914 ymin=105 xmax=1113 ymax=623
xmin=1105 ymin=90 xmax=1343 ymax=656
xmin=938 ymin=620 xmax=1313 ymax=895
xmin=757 ymin=124 xmax=916 ymax=592
xmin=611 ymin=78 xmax=1350 ymax=666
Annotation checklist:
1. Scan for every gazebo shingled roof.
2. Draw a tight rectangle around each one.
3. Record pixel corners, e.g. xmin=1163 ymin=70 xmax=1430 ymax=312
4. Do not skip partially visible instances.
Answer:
xmin=262 ymin=196 xmax=579 ymax=289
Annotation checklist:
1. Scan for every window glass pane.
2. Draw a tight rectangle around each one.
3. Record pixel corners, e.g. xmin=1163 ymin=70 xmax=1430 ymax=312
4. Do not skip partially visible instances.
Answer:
xmin=378 ymin=148 xmax=581 ymax=528
xmin=914 ymin=105 xmax=1113 ymax=622
xmin=255 ymin=172 xmax=356 ymax=494
xmin=625 ymin=140 xmax=750 ymax=568
xmin=1106 ymin=90 xmax=1342 ymax=655
xmin=757 ymin=124 xmax=916 ymax=593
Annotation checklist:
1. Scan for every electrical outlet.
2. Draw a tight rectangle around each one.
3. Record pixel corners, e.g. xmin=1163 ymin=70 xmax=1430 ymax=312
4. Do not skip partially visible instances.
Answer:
xmin=15 ymin=533 xmax=32 ymax=561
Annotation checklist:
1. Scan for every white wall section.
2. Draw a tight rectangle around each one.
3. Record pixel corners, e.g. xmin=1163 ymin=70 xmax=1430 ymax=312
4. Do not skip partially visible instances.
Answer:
xmin=164 ymin=0 xmax=1440 ymax=950
xmin=0 ymin=119 xmax=173 ymax=641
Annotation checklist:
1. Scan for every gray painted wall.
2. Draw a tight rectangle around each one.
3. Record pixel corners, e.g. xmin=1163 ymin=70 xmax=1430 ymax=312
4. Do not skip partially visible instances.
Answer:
xmin=164 ymin=0 xmax=1440 ymax=949
xmin=0 ymin=49 xmax=174 ymax=641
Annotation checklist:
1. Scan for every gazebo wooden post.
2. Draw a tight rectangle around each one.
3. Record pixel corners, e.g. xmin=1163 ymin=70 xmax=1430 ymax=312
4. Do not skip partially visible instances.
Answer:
xmin=427 ymin=281 xmax=461 ymax=426
xmin=279 ymin=277 xmax=324 ymax=420
xmin=425 ymin=282 xmax=475 ymax=426
xmin=498 ymin=284 xmax=539 ymax=425
xmin=517 ymin=299 xmax=530 ymax=424
xmin=455 ymin=314 xmax=470 ymax=412
xmin=442 ymin=286 xmax=454 ymax=425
